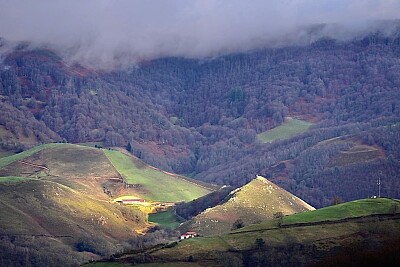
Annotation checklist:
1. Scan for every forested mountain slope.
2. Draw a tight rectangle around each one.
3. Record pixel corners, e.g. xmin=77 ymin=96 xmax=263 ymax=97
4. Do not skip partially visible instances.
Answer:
xmin=1 ymin=28 xmax=400 ymax=207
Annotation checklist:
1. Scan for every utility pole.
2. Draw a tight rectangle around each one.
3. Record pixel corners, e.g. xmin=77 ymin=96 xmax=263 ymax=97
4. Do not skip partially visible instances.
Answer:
xmin=377 ymin=177 xmax=381 ymax=198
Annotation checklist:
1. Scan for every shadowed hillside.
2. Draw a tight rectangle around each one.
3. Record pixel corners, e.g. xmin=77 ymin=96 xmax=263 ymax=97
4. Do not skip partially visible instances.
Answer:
xmin=261 ymin=133 xmax=400 ymax=207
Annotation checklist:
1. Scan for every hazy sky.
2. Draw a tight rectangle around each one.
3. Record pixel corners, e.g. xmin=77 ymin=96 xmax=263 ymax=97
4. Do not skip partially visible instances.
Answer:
xmin=0 ymin=0 xmax=399 ymax=68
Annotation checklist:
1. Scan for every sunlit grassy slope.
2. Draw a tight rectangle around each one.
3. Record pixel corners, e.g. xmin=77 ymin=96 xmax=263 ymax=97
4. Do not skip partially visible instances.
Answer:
xmin=0 ymin=143 xmax=62 ymax=168
xmin=0 ymin=143 xmax=215 ymax=264
xmin=103 ymin=150 xmax=213 ymax=202
xmin=179 ymin=176 xmax=314 ymax=236
xmin=0 ymin=144 xmax=149 ymax=235
xmin=257 ymin=118 xmax=313 ymax=143
xmin=1 ymin=179 xmax=145 ymax=233
xmin=39 ymin=144 xmax=118 ymax=179
xmin=0 ymin=144 xmax=152 ymax=265
xmin=281 ymin=198 xmax=400 ymax=225
xmin=0 ymin=143 xmax=213 ymax=202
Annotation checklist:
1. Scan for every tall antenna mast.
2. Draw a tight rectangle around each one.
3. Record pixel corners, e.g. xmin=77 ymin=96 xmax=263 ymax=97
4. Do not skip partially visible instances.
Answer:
xmin=377 ymin=177 xmax=381 ymax=198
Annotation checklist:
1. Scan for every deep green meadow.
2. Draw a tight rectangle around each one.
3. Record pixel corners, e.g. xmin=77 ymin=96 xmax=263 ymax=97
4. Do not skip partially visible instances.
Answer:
xmin=149 ymin=210 xmax=182 ymax=229
xmin=257 ymin=118 xmax=313 ymax=143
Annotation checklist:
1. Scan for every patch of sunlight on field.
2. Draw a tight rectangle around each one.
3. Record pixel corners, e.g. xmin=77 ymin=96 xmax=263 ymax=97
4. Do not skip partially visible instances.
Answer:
xmin=282 ymin=198 xmax=400 ymax=225
xmin=103 ymin=150 xmax=212 ymax=202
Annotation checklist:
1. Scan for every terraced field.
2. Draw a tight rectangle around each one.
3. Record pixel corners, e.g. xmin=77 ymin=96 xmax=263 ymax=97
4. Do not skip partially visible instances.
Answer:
xmin=328 ymin=144 xmax=384 ymax=167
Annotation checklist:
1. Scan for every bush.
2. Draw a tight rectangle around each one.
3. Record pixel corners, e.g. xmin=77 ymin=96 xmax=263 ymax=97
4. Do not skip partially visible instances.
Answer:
xmin=75 ymin=239 xmax=96 ymax=253
xmin=232 ymin=219 xmax=245 ymax=230
xmin=255 ymin=238 xmax=265 ymax=249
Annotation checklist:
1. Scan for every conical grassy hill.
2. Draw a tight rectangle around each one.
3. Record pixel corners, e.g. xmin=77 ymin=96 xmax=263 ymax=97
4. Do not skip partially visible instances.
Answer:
xmin=179 ymin=176 xmax=314 ymax=236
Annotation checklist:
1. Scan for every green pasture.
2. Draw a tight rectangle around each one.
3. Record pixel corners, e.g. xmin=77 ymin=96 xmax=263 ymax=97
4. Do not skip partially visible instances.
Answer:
xmin=103 ymin=150 xmax=212 ymax=202
xmin=257 ymin=118 xmax=313 ymax=143
xmin=0 ymin=176 xmax=31 ymax=183
xmin=0 ymin=150 xmax=14 ymax=158
xmin=149 ymin=210 xmax=182 ymax=229
xmin=282 ymin=198 xmax=400 ymax=225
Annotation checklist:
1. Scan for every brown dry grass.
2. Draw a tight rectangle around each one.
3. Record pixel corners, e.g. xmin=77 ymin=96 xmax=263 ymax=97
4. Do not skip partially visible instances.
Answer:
xmin=328 ymin=145 xmax=384 ymax=167
xmin=181 ymin=176 xmax=314 ymax=236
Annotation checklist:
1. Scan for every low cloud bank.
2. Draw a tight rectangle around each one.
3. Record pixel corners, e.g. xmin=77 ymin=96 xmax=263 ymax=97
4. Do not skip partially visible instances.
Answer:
xmin=0 ymin=0 xmax=399 ymax=68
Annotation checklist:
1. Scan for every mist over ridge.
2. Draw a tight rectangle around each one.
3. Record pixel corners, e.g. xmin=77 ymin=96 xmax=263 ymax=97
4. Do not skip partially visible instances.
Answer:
xmin=0 ymin=0 xmax=399 ymax=69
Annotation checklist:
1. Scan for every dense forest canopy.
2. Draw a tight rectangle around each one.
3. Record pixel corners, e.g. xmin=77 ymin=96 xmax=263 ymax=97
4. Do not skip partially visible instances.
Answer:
xmin=1 ymin=29 xmax=400 ymax=207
